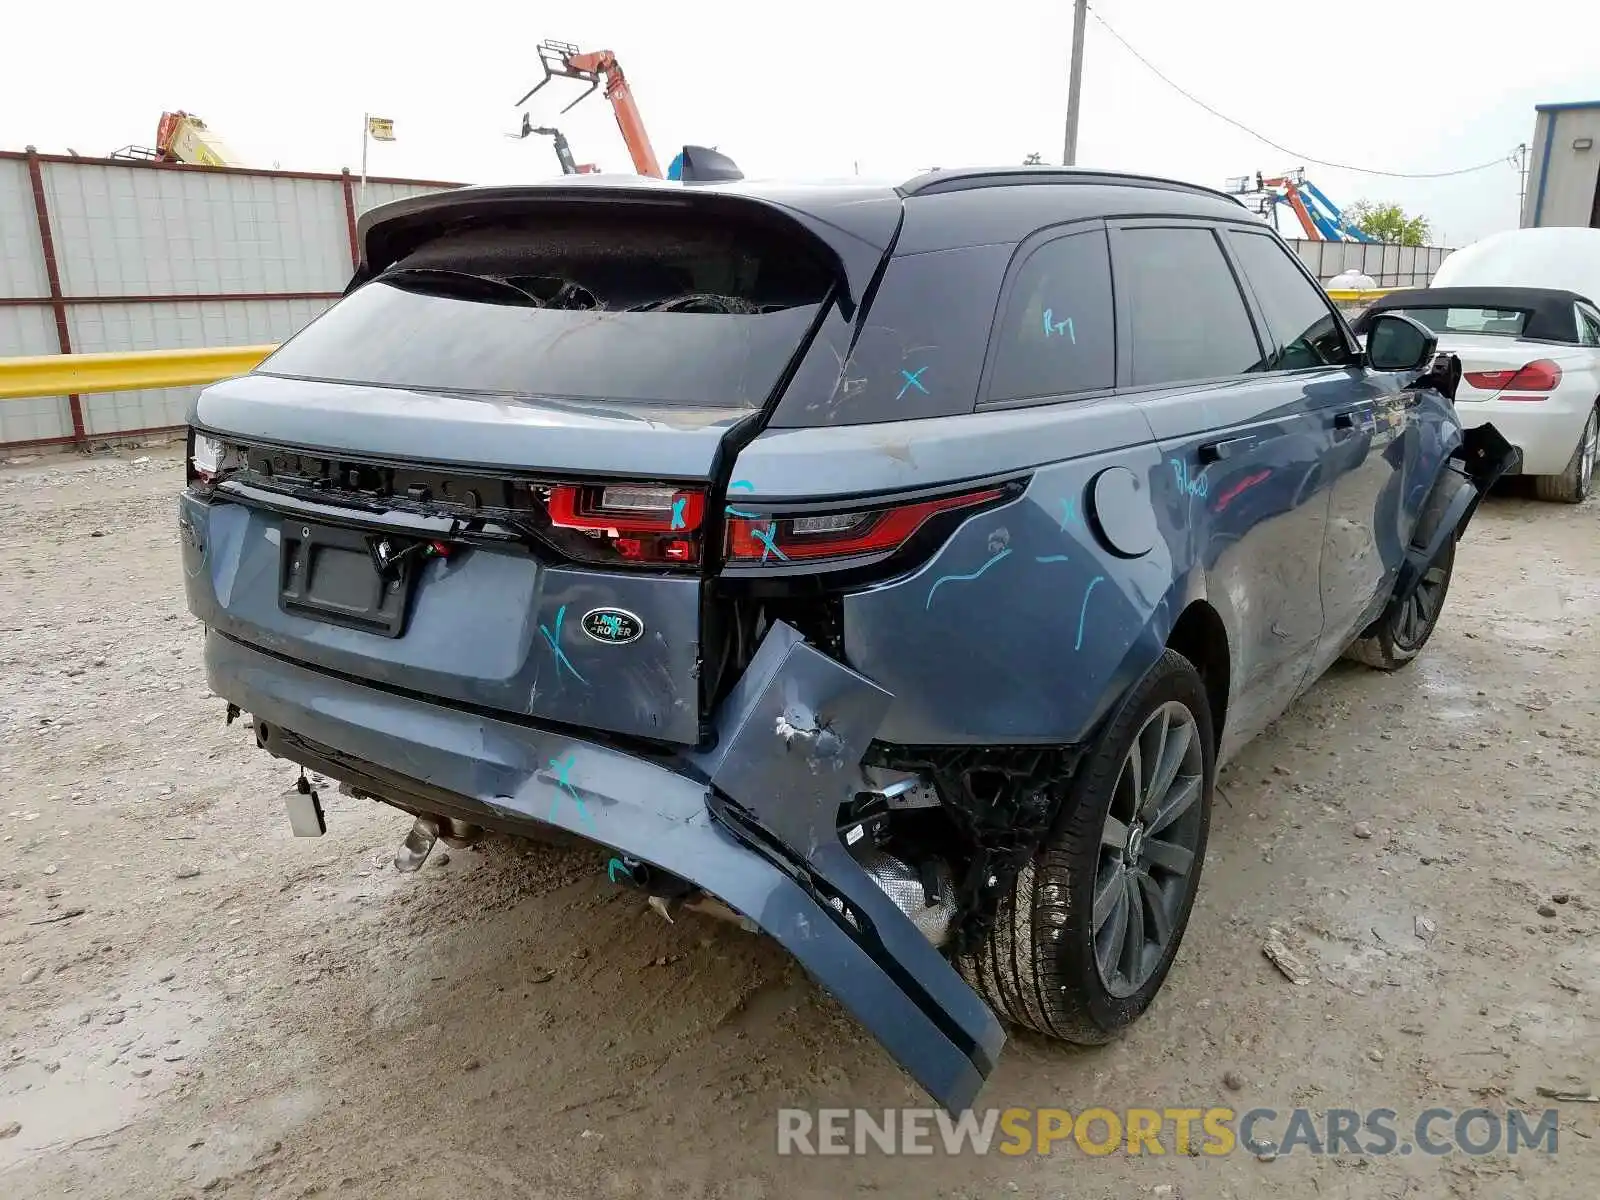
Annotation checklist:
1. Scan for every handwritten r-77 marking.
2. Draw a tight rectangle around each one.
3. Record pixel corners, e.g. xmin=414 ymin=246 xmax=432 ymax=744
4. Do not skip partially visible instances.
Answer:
xmin=1042 ymin=309 xmax=1076 ymax=342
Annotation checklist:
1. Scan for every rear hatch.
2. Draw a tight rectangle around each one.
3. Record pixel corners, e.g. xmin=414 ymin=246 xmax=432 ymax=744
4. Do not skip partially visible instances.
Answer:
xmin=188 ymin=184 xmax=898 ymax=746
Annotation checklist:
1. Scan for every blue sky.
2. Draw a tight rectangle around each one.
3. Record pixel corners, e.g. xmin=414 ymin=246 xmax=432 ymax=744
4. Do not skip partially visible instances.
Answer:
xmin=5 ymin=0 xmax=1596 ymax=245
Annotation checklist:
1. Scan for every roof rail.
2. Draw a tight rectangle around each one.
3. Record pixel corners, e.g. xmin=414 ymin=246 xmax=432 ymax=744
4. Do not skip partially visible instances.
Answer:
xmin=899 ymin=166 xmax=1246 ymax=207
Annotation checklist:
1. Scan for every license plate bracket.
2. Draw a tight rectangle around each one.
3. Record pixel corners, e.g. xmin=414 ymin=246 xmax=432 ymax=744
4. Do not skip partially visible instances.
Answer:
xmin=279 ymin=521 xmax=416 ymax=638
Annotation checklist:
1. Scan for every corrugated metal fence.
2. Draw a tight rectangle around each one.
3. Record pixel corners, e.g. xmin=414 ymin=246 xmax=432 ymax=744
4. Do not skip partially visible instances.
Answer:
xmin=0 ymin=150 xmax=459 ymax=450
xmin=0 ymin=154 xmax=1455 ymax=452
xmin=1285 ymin=238 xmax=1452 ymax=288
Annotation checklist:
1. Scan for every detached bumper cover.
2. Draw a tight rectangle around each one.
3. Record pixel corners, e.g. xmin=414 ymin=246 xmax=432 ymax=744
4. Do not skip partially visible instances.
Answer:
xmin=202 ymin=628 xmax=1004 ymax=1110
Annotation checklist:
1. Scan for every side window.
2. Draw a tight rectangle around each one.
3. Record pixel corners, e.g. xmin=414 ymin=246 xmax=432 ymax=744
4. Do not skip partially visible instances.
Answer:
xmin=1228 ymin=231 xmax=1356 ymax=370
xmin=1576 ymin=303 xmax=1600 ymax=347
xmin=1116 ymin=227 xmax=1265 ymax=388
xmin=986 ymin=229 xmax=1115 ymax=403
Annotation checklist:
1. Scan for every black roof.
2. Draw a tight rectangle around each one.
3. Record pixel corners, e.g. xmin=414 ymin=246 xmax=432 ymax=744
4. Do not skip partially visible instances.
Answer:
xmin=356 ymin=168 xmax=1263 ymax=302
xmin=897 ymin=166 xmax=1246 ymax=207
xmin=361 ymin=168 xmax=1250 ymax=259
xmin=1354 ymin=286 xmax=1593 ymax=344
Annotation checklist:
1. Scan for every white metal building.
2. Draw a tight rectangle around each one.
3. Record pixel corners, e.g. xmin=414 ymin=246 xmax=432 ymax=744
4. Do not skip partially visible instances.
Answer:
xmin=1523 ymin=101 xmax=1600 ymax=229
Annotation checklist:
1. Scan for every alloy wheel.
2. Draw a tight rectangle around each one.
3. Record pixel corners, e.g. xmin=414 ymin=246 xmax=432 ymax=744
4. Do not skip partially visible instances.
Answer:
xmin=1581 ymin=409 xmax=1597 ymax=497
xmin=1093 ymin=701 xmax=1206 ymax=997
xmin=1395 ymin=558 xmax=1450 ymax=652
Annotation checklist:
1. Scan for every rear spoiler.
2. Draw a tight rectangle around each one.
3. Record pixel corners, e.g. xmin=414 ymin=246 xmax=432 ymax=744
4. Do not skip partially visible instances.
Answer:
xmin=352 ymin=182 xmax=902 ymax=311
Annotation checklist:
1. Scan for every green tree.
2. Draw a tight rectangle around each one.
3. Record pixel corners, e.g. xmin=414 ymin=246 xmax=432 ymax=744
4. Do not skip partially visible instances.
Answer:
xmin=1022 ymin=152 xmax=1044 ymax=165
xmin=1345 ymin=200 xmax=1431 ymax=246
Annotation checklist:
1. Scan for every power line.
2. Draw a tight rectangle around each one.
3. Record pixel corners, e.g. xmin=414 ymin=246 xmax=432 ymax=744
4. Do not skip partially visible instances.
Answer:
xmin=1089 ymin=8 xmax=1518 ymax=180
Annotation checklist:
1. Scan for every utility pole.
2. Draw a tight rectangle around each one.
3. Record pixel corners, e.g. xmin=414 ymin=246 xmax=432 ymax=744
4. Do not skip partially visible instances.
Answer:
xmin=1514 ymin=143 xmax=1529 ymax=226
xmin=1062 ymin=0 xmax=1089 ymax=166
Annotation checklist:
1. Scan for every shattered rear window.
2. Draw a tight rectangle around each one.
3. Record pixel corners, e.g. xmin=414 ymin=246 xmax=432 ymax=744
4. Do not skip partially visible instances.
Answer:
xmin=257 ymin=216 xmax=834 ymax=408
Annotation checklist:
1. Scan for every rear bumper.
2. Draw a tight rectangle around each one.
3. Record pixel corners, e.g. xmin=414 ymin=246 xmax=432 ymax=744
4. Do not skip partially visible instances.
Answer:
xmin=202 ymin=629 xmax=1004 ymax=1111
xmin=1454 ymin=394 xmax=1590 ymax=476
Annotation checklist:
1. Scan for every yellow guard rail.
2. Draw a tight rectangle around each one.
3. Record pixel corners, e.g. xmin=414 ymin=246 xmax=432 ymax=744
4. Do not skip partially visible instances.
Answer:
xmin=0 ymin=345 xmax=275 ymax=401
xmin=0 ymin=285 xmax=1403 ymax=404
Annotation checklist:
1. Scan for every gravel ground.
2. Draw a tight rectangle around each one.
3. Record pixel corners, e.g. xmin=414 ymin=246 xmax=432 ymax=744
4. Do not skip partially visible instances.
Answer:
xmin=1 ymin=445 xmax=1596 ymax=1199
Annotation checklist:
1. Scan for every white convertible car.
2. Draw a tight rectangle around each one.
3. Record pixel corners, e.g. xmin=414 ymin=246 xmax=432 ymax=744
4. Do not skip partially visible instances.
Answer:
xmin=1352 ymin=228 xmax=1600 ymax=502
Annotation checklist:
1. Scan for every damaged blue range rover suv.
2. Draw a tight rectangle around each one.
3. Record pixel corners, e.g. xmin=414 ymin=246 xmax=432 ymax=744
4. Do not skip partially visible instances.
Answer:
xmin=179 ymin=166 xmax=1515 ymax=1111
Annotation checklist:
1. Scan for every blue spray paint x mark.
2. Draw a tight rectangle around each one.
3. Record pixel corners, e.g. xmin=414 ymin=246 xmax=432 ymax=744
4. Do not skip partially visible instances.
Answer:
xmin=925 ymin=547 xmax=1012 ymax=611
xmin=725 ymin=478 xmax=760 ymax=519
xmin=1058 ymin=496 xmax=1079 ymax=530
xmin=753 ymin=522 xmax=788 ymax=563
xmin=1042 ymin=309 xmax=1076 ymax=342
xmin=897 ymin=367 xmax=929 ymax=399
xmin=1035 ymin=554 xmax=1072 ymax=564
xmin=538 ymin=604 xmax=587 ymax=684
xmin=670 ymin=496 xmax=687 ymax=530
xmin=1074 ymin=575 xmax=1105 ymax=651
xmin=1168 ymin=457 xmax=1209 ymax=498
xmin=549 ymin=753 xmax=592 ymax=827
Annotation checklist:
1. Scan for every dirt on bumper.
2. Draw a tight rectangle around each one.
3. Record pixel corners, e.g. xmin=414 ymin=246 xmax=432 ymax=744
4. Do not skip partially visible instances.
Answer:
xmin=201 ymin=626 xmax=1005 ymax=1110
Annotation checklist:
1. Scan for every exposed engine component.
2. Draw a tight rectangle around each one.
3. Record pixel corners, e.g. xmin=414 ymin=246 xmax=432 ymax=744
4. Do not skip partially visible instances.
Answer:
xmin=860 ymin=766 xmax=941 ymax=810
xmin=854 ymin=850 xmax=958 ymax=947
xmin=868 ymin=744 xmax=1082 ymax=957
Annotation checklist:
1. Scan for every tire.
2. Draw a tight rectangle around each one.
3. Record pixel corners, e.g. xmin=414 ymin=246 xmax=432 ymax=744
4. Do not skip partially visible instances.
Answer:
xmin=1532 ymin=406 xmax=1597 ymax=504
xmin=1343 ymin=536 xmax=1455 ymax=671
xmin=961 ymin=649 xmax=1214 ymax=1043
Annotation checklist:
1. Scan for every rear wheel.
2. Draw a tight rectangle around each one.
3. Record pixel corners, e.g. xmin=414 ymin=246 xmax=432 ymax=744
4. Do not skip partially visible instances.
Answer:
xmin=961 ymin=650 xmax=1213 ymax=1042
xmin=1344 ymin=536 xmax=1455 ymax=671
xmin=1533 ymin=406 xmax=1597 ymax=503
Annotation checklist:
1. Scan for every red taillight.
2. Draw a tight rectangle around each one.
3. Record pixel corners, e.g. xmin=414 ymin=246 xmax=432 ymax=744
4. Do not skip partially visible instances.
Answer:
xmin=548 ymin=484 xmax=706 ymax=565
xmin=725 ymin=487 xmax=1008 ymax=565
xmin=1464 ymin=359 xmax=1563 ymax=395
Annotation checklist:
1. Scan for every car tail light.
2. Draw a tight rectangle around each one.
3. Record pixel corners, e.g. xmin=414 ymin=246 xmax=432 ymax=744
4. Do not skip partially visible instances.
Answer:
xmin=1464 ymin=359 xmax=1562 ymax=397
xmin=186 ymin=429 xmax=242 ymax=490
xmin=548 ymin=483 xmax=706 ymax=565
xmin=725 ymin=486 xmax=1008 ymax=565
xmin=190 ymin=433 xmax=225 ymax=480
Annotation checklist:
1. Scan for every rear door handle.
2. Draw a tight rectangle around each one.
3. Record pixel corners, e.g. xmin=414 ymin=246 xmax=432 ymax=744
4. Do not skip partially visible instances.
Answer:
xmin=1197 ymin=435 xmax=1254 ymax=464
xmin=1333 ymin=409 xmax=1362 ymax=430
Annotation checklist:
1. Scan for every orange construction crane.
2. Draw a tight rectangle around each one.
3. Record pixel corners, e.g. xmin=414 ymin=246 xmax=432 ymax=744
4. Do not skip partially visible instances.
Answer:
xmin=514 ymin=40 xmax=662 ymax=178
